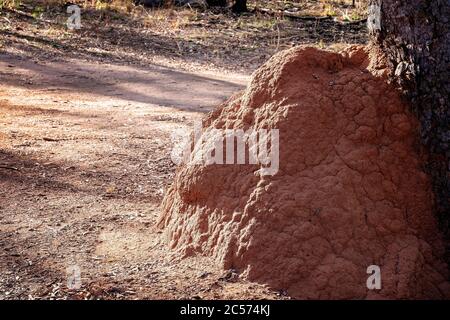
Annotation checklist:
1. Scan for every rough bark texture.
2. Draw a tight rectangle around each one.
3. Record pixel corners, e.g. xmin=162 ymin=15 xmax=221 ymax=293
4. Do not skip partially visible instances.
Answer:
xmin=369 ymin=0 xmax=449 ymax=261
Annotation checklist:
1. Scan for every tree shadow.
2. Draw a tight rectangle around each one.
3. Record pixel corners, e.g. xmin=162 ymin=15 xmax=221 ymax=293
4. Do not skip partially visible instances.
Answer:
xmin=0 ymin=50 xmax=246 ymax=112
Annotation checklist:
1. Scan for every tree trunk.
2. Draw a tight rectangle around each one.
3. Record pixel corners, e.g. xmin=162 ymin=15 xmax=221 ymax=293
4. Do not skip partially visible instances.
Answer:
xmin=232 ymin=0 xmax=247 ymax=13
xmin=369 ymin=0 xmax=449 ymax=254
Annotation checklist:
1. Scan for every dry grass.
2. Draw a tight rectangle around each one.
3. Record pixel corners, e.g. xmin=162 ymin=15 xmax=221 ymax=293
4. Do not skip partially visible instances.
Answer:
xmin=1 ymin=0 xmax=368 ymax=73
xmin=0 ymin=0 xmax=22 ymax=9
xmin=248 ymin=0 xmax=368 ymax=21
xmin=1 ymin=0 xmax=369 ymax=20
xmin=141 ymin=7 xmax=198 ymax=30
xmin=87 ymin=0 xmax=135 ymax=12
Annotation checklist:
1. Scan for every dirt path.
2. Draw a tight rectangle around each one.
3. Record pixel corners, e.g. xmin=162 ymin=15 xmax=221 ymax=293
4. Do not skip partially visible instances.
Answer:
xmin=0 ymin=53 xmax=283 ymax=299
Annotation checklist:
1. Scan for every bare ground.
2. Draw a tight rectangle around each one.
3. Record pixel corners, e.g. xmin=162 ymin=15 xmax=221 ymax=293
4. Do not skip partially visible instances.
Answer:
xmin=0 ymin=53 xmax=288 ymax=299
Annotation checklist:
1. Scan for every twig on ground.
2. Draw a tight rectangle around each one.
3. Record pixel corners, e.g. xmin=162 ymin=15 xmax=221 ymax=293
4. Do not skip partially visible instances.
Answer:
xmin=0 ymin=164 xmax=19 ymax=171
xmin=6 ymin=8 xmax=59 ymax=25
xmin=42 ymin=137 xmax=61 ymax=142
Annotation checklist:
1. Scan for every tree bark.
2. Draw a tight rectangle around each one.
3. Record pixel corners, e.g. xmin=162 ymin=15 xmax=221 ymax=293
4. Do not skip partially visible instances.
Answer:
xmin=369 ymin=0 xmax=449 ymax=253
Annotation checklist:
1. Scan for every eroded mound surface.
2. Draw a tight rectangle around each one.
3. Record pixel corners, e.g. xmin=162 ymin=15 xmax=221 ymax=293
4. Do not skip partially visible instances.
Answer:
xmin=158 ymin=46 xmax=449 ymax=299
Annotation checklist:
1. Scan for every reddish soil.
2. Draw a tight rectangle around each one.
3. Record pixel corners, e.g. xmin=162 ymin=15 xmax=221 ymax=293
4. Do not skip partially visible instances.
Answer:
xmin=159 ymin=46 xmax=450 ymax=299
xmin=0 ymin=54 xmax=287 ymax=300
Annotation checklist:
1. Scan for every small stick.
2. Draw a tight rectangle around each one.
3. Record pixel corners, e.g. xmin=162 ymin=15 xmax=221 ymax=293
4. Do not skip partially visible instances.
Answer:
xmin=43 ymin=137 xmax=60 ymax=142
xmin=0 ymin=165 xmax=19 ymax=171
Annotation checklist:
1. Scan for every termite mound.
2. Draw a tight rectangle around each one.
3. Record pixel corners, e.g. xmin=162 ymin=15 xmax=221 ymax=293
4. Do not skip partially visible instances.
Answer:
xmin=158 ymin=46 xmax=449 ymax=299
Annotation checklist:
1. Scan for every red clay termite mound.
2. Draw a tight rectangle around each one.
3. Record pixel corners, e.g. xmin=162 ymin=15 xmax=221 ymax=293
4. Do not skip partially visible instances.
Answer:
xmin=158 ymin=46 xmax=449 ymax=299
